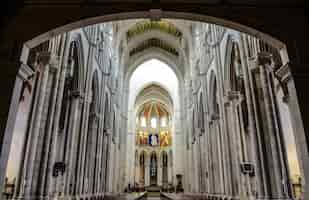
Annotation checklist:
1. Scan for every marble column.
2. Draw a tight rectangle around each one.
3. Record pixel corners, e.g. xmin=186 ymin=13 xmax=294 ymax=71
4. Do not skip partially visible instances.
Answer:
xmin=213 ymin=26 xmax=230 ymax=195
xmin=9 ymin=64 xmax=35 ymax=199
xmin=46 ymin=34 xmax=70 ymax=198
xmin=135 ymin=156 xmax=139 ymax=187
xmin=168 ymin=154 xmax=173 ymax=187
xmin=77 ymin=28 xmax=96 ymax=195
xmin=145 ymin=155 xmax=150 ymax=186
xmin=224 ymin=91 xmax=244 ymax=198
xmin=158 ymin=155 xmax=162 ymax=187
xmin=20 ymin=52 xmax=58 ymax=199
xmin=240 ymin=35 xmax=263 ymax=198
xmin=276 ymin=63 xmax=309 ymax=199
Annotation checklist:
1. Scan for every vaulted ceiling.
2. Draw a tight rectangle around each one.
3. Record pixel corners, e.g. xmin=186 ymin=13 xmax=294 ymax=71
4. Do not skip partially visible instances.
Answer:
xmin=126 ymin=21 xmax=182 ymax=42
xmin=135 ymin=84 xmax=173 ymax=111
xmin=123 ymin=20 xmax=186 ymax=58
xmin=121 ymin=19 xmax=189 ymax=79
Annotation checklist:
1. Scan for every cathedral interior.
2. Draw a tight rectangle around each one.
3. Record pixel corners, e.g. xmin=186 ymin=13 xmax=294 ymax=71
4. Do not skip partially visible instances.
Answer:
xmin=0 ymin=2 xmax=307 ymax=200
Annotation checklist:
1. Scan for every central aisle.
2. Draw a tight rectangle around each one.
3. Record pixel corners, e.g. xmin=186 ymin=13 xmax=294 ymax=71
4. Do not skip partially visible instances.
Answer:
xmin=147 ymin=197 xmax=161 ymax=200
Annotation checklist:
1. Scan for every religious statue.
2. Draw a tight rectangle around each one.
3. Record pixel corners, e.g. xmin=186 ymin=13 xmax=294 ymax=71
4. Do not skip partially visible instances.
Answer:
xmin=160 ymin=131 xmax=170 ymax=146
xmin=142 ymin=132 xmax=148 ymax=145
xmin=149 ymin=134 xmax=158 ymax=146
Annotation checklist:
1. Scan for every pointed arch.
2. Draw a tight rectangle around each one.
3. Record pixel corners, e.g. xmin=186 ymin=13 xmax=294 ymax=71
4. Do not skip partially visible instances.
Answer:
xmin=70 ymin=33 xmax=85 ymax=93
xmin=198 ymin=92 xmax=205 ymax=133
xmin=90 ymin=70 xmax=100 ymax=112
xmin=208 ymin=71 xmax=219 ymax=117
xmin=103 ymin=93 xmax=111 ymax=131
xmin=192 ymin=109 xmax=196 ymax=143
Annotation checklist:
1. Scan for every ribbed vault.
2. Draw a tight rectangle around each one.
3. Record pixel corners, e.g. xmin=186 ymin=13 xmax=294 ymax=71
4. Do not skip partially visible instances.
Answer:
xmin=129 ymin=38 xmax=179 ymax=57
xmin=126 ymin=20 xmax=182 ymax=42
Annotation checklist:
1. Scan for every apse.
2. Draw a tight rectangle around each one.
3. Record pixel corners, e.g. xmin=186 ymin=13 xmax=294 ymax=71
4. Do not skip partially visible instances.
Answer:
xmin=128 ymin=58 xmax=179 ymax=108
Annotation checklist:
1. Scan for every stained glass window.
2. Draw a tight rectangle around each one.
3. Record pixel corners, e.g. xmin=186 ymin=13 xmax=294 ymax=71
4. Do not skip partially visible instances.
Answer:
xmin=161 ymin=117 xmax=167 ymax=127
xmin=151 ymin=117 xmax=157 ymax=128
xmin=141 ymin=117 xmax=146 ymax=127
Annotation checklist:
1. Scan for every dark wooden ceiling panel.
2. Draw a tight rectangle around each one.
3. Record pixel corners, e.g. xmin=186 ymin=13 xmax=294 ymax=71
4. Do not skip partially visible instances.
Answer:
xmin=23 ymin=0 xmax=303 ymax=5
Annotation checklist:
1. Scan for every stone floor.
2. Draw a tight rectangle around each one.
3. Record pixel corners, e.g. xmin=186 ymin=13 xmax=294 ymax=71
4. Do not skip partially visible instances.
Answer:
xmin=147 ymin=197 xmax=161 ymax=200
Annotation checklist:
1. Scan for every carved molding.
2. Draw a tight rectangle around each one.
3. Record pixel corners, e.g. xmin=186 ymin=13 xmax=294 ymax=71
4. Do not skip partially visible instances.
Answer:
xmin=89 ymin=111 xmax=100 ymax=120
xmin=37 ymin=52 xmax=59 ymax=67
xmin=210 ymin=113 xmax=220 ymax=121
xmin=18 ymin=64 xmax=34 ymax=81
xmin=257 ymin=52 xmax=272 ymax=66
xmin=275 ymin=63 xmax=292 ymax=83
xmin=69 ymin=90 xmax=84 ymax=99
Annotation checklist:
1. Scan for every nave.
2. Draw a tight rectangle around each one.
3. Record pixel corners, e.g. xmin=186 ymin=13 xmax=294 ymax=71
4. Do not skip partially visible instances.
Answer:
xmin=1 ymin=17 xmax=305 ymax=200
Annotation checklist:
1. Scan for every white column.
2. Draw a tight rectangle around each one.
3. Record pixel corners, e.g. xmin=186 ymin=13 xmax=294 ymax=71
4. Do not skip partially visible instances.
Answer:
xmin=276 ymin=64 xmax=309 ymax=199
xmin=145 ymin=156 xmax=150 ymax=186
xmin=7 ymin=64 xmax=34 ymax=198
xmin=158 ymin=157 xmax=162 ymax=187
xmin=22 ymin=53 xmax=54 ymax=199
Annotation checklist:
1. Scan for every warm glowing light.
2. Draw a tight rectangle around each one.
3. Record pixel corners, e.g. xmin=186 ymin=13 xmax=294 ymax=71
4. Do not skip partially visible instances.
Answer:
xmin=141 ymin=117 xmax=146 ymax=127
xmin=151 ymin=117 xmax=157 ymax=128
xmin=161 ymin=117 xmax=167 ymax=127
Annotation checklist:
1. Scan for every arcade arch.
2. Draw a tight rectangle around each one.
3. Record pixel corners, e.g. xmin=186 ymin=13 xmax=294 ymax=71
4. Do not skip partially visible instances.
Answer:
xmin=0 ymin=14 xmax=307 ymax=200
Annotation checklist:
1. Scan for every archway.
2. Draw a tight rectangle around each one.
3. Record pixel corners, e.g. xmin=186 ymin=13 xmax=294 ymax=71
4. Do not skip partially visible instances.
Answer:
xmin=0 ymin=12 xmax=307 ymax=200
xmin=150 ymin=152 xmax=158 ymax=186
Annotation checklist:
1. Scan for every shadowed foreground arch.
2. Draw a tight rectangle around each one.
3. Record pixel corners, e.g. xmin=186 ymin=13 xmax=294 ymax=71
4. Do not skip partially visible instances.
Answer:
xmin=0 ymin=6 xmax=308 ymax=200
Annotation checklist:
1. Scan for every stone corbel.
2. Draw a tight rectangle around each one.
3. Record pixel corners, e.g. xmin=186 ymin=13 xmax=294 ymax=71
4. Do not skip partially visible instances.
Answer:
xmin=70 ymin=90 xmax=84 ymax=100
xmin=249 ymin=52 xmax=273 ymax=74
xmin=89 ymin=111 xmax=100 ymax=122
xmin=257 ymin=52 xmax=272 ymax=66
xmin=103 ymin=128 xmax=111 ymax=136
xmin=18 ymin=64 xmax=35 ymax=81
xmin=226 ymin=90 xmax=244 ymax=105
xmin=36 ymin=52 xmax=59 ymax=72
xmin=210 ymin=113 xmax=220 ymax=121
xmin=275 ymin=63 xmax=291 ymax=103
xmin=275 ymin=63 xmax=291 ymax=83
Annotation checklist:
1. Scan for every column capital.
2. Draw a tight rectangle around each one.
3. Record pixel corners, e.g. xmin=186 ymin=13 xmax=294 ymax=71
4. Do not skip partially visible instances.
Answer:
xmin=249 ymin=52 xmax=273 ymax=72
xmin=18 ymin=64 xmax=34 ymax=81
xmin=89 ymin=111 xmax=100 ymax=120
xmin=257 ymin=52 xmax=273 ymax=66
xmin=275 ymin=63 xmax=292 ymax=84
xmin=69 ymin=90 xmax=84 ymax=100
xmin=37 ymin=52 xmax=59 ymax=67
xmin=210 ymin=113 xmax=220 ymax=121
xmin=274 ymin=63 xmax=292 ymax=103
xmin=224 ymin=90 xmax=242 ymax=104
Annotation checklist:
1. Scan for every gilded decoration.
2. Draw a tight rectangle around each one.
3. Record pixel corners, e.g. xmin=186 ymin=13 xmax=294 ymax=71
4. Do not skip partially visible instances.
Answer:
xmin=126 ymin=20 xmax=182 ymax=42
xmin=136 ymin=131 xmax=172 ymax=147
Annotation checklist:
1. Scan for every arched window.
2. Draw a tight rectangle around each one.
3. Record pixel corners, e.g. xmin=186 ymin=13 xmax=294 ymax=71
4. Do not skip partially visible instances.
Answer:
xmin=151 ymin=117 xmax=157 ymax=128
xmin=59 ymin=41 xmax=79 ymax=130
xmin=103 ymin=94 xmax=110 ymax=133
xmin=192 ymin=109 xmax=196 ymax=143
xmin=141 ymin=117 xmax=146 ymax=127
xmin=161 ymin=117 xmax=167 ymax=127
xmin=230 ymin=42 xmax=248 ymax=129
xmin=198 ymin=93 xmax=205 ymax=133
xmin=213 ymin=78 xmax=220 ymax=115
